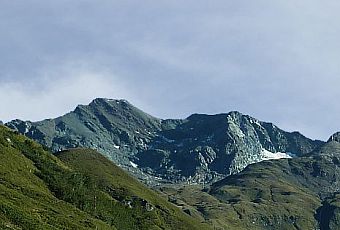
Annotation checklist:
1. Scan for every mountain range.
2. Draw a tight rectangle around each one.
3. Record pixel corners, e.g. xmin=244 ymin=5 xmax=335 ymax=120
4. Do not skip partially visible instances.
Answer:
xmin=6 ymin=98 xmax=323 ymax=185
xmin=2 ymin=98 xmax=340 ymax=229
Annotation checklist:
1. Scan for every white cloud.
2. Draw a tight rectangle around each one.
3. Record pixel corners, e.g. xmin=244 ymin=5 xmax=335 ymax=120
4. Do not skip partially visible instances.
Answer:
xmin=1 ymin=1 xmax=340 ymax=140
xmin=0 ymin=64 xmax=133 ymax=122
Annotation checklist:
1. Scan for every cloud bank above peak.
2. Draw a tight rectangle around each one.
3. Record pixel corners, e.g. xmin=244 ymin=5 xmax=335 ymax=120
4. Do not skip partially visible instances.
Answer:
xmin=1 ymin=1 xmax=340 ymax=140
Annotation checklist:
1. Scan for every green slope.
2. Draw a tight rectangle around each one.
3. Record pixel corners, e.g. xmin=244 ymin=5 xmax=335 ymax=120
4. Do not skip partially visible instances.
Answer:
xmin=209 ymin=158 xmax=323 ymax=230
xmin=159 ymin=151 xmax=340 ymax=230
xmin=55 ymin=148 xmax=210 ymax=230
xmin=0 ymin=126 xmax=209 ymax=230
xmin=0 ymin=126 xmax=112 ymax=230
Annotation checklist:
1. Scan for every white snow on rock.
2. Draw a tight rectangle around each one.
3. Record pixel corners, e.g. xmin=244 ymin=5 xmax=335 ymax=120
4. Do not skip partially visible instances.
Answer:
xmin=260 ymin=148 xmax=296 ymax=160
xmin=130 ymin=161 xmax=138 ymax=168
xmin=113 ymin=145 xmax=120 ymax=149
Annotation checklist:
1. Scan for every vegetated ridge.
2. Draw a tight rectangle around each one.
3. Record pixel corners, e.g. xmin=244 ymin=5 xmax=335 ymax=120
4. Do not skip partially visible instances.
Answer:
xmin=0 ymin=125 xmax=208 ymax=230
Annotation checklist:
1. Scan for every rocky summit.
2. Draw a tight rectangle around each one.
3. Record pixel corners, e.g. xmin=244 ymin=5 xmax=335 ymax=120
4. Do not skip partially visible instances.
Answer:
xmin=6 ymin=98 xmax=323 ymax=184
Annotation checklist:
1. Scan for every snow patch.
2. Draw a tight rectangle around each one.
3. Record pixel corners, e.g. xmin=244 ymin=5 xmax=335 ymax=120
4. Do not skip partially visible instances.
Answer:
xmin=260 ymin=148 xmax=295 ymax=160
xmin=113 ymin=145 xmax=120 ymax=149
xmin=130 ymin=161 xmax=138 ymax=168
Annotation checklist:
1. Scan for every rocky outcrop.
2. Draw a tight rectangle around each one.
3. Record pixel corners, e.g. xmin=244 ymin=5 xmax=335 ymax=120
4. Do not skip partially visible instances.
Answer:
xmin=317 ymin=194 xmax=340 ymax=230
xmin=328 ymin=132 xmax=340 ymax=143
xmin=136 ymin=112 xmax=322 ymax=183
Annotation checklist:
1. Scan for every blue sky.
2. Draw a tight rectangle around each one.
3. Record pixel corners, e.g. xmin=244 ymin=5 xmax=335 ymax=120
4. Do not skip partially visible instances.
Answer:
xmin=1 ymin=1 xmax=340 ymax=140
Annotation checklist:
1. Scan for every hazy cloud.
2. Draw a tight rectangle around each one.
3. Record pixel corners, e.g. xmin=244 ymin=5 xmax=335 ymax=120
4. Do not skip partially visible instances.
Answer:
xmin=1 ymin=1 xmax=340 ymax=140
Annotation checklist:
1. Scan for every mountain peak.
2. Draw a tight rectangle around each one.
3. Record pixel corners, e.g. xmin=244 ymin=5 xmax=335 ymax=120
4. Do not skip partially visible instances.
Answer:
xmin=6 ymin=99 xmax=323 ymax=184
xmin=186 ymin=111 xmax=244 ymax=121
xmin=327 ymin=132 xmax=340 ymax=143
xmin=227 ymin=110 xmax=243 ymax=116
xmin=94 ymin=97 xmax=130 ymax=103
xmin=90 ymin=98 xmax=131 ymax=106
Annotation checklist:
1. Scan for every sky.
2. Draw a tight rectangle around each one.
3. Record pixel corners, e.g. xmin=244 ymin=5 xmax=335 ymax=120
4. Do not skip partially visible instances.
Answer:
xmin=1 ymin=0 xmax=340 ymax=140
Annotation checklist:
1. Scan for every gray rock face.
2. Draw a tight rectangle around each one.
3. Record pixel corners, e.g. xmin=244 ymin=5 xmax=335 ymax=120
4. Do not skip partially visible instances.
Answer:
xmin=328 ymin=132 xmax=340 ymax=143
xmin=6 ymin=98 xmax=163 ymax=183
xmin=311 ymin=132 xmax=340 ymax=163
xmin=138 ymin=112 xmax=323 ymax=183
xmin=6 ymin=98 xmax=323 ymax=184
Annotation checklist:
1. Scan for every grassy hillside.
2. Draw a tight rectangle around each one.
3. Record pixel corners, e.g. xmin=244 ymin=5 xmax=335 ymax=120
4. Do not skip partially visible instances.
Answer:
xmin=55 ymin=148 xmax=209 ymax=230
xmin=0 ymin=126 xmax=112 ymax=229
xmin=209 ymin=159 xmax=323 ymax=230
xmin=0 ymin=126 xmax=208 ymax=230
xmin=159 ymin=154 xmax=340 ymax=230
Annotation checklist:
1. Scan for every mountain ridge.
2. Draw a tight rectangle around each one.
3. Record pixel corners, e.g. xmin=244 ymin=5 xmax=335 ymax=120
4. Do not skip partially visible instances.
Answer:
xmin=6 ymin=98 xmax=324 ymax=185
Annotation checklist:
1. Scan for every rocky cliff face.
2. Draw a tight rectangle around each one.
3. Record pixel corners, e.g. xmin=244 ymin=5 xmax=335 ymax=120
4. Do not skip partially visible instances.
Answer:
xmin=139 ymin=112 xmax=322 ymax=183
xmin=328 ymin=132 xmax=340 ymax=143
xmin=310 ymin=132 xmax=340 ymax=164
xmin=6 ymin=98 xmax=323 ymax=184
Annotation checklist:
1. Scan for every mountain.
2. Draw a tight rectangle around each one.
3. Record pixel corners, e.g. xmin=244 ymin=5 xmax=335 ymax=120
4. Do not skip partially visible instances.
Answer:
xmin=312 ymin=132 xmax=340 ymax=161
xmin=7 ymin=99 xmax=162 ymax=183
xmin=6 ymin=98 xmax=323 ymax=184
xmin=0 ymin=125 xmax=208 ymax=230
xmin=159 ymin=133 xmax=340 ymax=230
